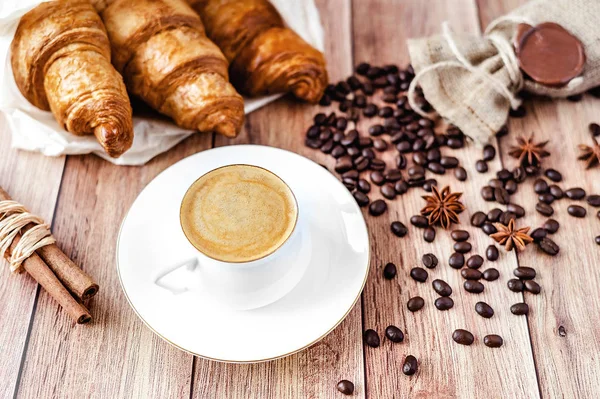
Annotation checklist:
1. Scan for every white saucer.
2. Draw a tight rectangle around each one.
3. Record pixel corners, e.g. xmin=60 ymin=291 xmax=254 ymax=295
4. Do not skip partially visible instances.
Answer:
xmin=117 ymin=145 xmax=370 ymax=363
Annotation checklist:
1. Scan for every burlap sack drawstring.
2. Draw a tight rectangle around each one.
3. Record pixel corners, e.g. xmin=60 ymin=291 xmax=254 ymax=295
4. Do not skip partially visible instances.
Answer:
xmin=0 ymin=200 xmax=56 ymax=273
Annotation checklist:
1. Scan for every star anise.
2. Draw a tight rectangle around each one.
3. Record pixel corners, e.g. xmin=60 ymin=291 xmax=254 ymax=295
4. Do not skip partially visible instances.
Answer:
xmin=577 ymin=137 xmax=600 ymax=169
xmin=420 ymin=186 xmax=465 ymax=229
xmin=490 ymin=219 xmax=533 ymax=251
xmin=508 ymin=133 xmax=550 ymax=167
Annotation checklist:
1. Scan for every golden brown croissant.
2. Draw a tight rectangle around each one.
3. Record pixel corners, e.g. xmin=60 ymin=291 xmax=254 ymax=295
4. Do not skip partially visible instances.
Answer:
xmin=187 ymin=0 xmax=328 ymax=103
xmin=100 ymin=0 xmax=244 ymax=138
xmin=11 ymin=0 xmax=134 ymax=158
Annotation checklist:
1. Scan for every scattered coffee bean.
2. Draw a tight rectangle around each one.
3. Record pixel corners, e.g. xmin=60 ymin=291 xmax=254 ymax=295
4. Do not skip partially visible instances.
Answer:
xmin=385 ymin=325 xmax=404 ymax=343
xmin=373 ymin=138 xmax=388 ymax=151
xmin=391 ymin=221 xmax=408 ymax=237
xmin=533 ymin=179 xmax=549 ymax=194
xmin=568 ymin=205 xmax=586 ymax=218
xmin=549 ymin=185 xmax=563 ymax=199
xmin=357 ymin=179 xmax=371 ymax=193
xmin=364 ymin=329 xmax=380 ymax=347
xmin=482 ymin=268 xmax=500 ymax=281
xmin=538 ymin=237 xmax=560 ymax=256
xmin=432 ymin=279 xmax=452 ymax=296
xmin=486 ymin=208 xmax=501 ymax=222
xmin=394 ymin=180 xmax=408 ymax=194
xmin=461 ymin=269 xmax=482 ymax=280
xmin=410 ymin=267 xmax=429 ymax=283
xmin=454 ymin=242 xmax=472 ymax=253
xmin=495 ymin=187 xmax=510 ymax=205
xmin=483 ymin=335 xmax=503 ymax=348
xmin=331 ymin=145 xmax=346 ymax=158
xmin=530 ymin=228 xmax=548 ymax=242
xmin=369 ymin=200 xmax=387 ymax=216
xmin=536 ymin=202 xmax=554 ymax=216
xmin=471 ymin=212 xmax=487 ymax=227
xmin=595 ymin=235 xmax=600 ymax=245
xmin=422 ymin=253 xmax=438 ymax=269
xmin=466 ymin=255 xmax=484 ymax=269
xmin=507 ymin=279 xmax=524 ymax=292
xmin=505 ymin=180 xmax=518 ymax=195
xmin=538 ymin=193 xmax=555 ymax=204
xmin=486 ymin=245 xmax=499 ymax=261
xmin=452 ymin=329 xmax=474 ymax=345
xmin=435 ymin=297 xmax=454 ymax=311
xmin=368 ymin=124 xmax=384 ymax=136
xmin=385 ymin=169 xmax=403 ymax=182
xmin=411 ymin=215 xmax=429 ymax=228
xmin=499 ymin=211 xmax=516 ymax=226
xmin=475 ymin=301 xmax=494 ymax=318
xmin=454 ymin=167 xmax=467 ymax=181
xmin=475 ymin=160 xmax=488 ymax=173
xmin=383 ymin=262 xmax=397 ymax=279
xmin=507 ymin=203 xmax=525 ymax=218
xmin=590 ymin=122 xmax=600 ymax=136
xmin=481 ymin=186 xmax=495 ymax=201
xmin=370 ymin=159 xmax=386 ymax=171
xmin=353 ymin=191 xmax=369 ymax=207
xmin=423 ymin=179 xmax=438 ymax=192
xmin=440 ymin=156 xmax=459 ymax=168
xmin=423 ymin=227 xmax=436 ymax=243
xmin=451 ymin=230 xmax=469 ymax=242
xmin=514 ymin=267 xmax=536 ymax=280
xmin=449 ymin=252 xmax=465 ymax=269
xmin=464 ymin=280 xmax=484 ymax=293
xmin=545 ymin=168 xmax=562 ymax=182
xmin=565 ymin=187 xmax=586 ymax=200
xmin=402 ymin=355 xmax=419 ymax=376
xmin=543 ymin=219 xmax=560 ymax=234
xmin=337 ymin=380 xmax=354 ymax=395
xmin=483 ymin=145 xmax=496 ymax=161
xmin=497 ymin=169 xmax=512 ymax=181
xmin=335 ymin=156 xmax=353 ymax=173
xmin=524 ymin=280 xmax=541 ymax=294
xmin=586 ymin=194 xmax=600 ymax=207
xmin=407 ymin=296 xmax=425 ymax=312
xmin=510 ymin=303 xmax=529 ymax=315
xmin=482 ymin=222 xmax=497 ymax=235
xmin=381 ymin=184 xmax=396 ymax=200
xmin=343 ymin=178 xmax=356 ymax=190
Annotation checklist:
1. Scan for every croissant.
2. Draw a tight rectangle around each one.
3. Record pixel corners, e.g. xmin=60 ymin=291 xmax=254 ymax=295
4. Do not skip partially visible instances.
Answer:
xmin=11 ymin=0 xmax=134 ymax=158
xmin=99 ymin=0 xmax=245 ymax=138
xmin=187 ymin=0 xmax=328 ymax=103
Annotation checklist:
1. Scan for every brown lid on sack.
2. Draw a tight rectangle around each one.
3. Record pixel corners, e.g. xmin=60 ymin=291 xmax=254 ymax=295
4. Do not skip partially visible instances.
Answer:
xmin=515 ymin=22 xmax=586 ymax=87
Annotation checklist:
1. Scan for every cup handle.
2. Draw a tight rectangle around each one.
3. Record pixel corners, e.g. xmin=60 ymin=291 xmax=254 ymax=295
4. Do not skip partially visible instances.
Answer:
xmin=153 ymin=258 xmax=199 ymax=295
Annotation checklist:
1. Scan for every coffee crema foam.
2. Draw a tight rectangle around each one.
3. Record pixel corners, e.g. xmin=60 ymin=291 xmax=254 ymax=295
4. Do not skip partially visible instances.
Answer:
xmin=180 ymin=165 xmax=298 ymax=263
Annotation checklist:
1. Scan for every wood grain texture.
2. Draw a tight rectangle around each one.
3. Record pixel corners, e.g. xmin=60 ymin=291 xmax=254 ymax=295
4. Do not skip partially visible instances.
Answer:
xmin=352 ymin=0 xmax=539 ymax=397
xmin=0 ymin=120 xmax=65 ymax=399
xmin=479 ymin=1 xmax=600 ymax=398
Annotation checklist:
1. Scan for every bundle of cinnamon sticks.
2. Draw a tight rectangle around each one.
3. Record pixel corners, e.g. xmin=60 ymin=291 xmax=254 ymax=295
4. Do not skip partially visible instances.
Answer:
xmin=0 ymin=187 xmax=98 ymax=324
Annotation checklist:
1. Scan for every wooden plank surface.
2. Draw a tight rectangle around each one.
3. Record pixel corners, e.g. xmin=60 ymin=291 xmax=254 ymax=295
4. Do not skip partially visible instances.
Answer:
xmin=478 ymin=1 xmax=600 ymax=398
xmin=352 ymin=0 xmax=539 ymax=397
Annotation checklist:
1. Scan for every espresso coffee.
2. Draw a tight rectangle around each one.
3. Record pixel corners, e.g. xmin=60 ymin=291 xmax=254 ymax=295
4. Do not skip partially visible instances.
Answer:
xmin=180 ymin=165 xmax=298 ymax=263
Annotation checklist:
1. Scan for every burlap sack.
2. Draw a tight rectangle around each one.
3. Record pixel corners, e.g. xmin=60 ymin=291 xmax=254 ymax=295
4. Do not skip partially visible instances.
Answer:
xmin=407 ymin=0 xmax=600 ymax=144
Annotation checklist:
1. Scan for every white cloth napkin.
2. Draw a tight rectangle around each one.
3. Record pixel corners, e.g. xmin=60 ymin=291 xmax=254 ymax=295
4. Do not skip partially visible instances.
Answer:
xmin=0 ymin=0 xmax=324 ymax=165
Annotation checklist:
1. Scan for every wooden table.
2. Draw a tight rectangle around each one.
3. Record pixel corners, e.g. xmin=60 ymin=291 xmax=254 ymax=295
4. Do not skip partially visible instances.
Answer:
xmin=2 ymin=0 xmax=600 ymax=397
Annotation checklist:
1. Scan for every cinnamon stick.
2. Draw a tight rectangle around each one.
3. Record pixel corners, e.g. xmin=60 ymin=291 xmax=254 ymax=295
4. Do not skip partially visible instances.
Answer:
xmin=0 ymin=188 xmax=98 ymax=300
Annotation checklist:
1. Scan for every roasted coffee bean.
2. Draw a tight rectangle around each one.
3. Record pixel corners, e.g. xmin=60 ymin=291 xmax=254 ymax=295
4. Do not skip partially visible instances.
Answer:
xmin=587 ymin=195 xmax=600 ymax=207
xmin=368 ymin=124 xmax=384 ymax=136
xmin=306 ymin=125 xmax=321 ymax=138
xmin=507 ymin=204 xmax=525 ymax=218
xmin=487 ymin=208 xmax=503 ymax=222
xmin=534 ymin=179 xmax=549 ymax=194
xmin=545 ymin=168 xmax=562 ymax=182
xmin=451 ymin=230 xmax=470 ymax=242
xmin=499 ymin=211 xmax=516 ymax=226
xmin=505 ymin=180 xmax=518 ymax=195
xmin=596 ymin=235 xmax=600 ymax=245
xmin=370 ymin=171 xmax=385 ymax=186
xmin=454 ymin=242 xmax=472 ymax=253
xmin=423 ymin=179 xmax=437 ymax=192
xmin=536 ymin=202 xmax=554 ymax=216
xmin=354 ymin=157 xmax=370 ymax=171
xmin=590 ymin=122 xmax=600 ymax=136
xmin=514 ymin=266 xmax=536 ymax=280
xmin=407 ymin=296 xmax=425 ymax=312
xmin=382 ymin=93 xmax=397 ymax=103
xmin=484 ymin=335 xmax=503 ymax=348
xmin=432 ymin=279 xmax=452 ymax=296
xmin=507 ymin=279 xmax=524 ymax=292
xmin=334 ymin=156 xmax=353 ymax=173
xmin=396 ymin=154 xmax=407 ymax=169
xmin=319 ymin=94 xmax=331 ymax=106
xmin=452 ymin=329 xmax=474 ymax=345
xmin=402 ymin=355 xmax=419 ymax=376
xmin=384 ymin=117 xmax=402 ymax=131
xmin=385 ymin=169 xmax=403 ymax=182
xmin=495 ymin=187 xmax=510 ymax=205
xmin=363 ymin=103 xmax=378 ymax=117
xmin=366 ymin=66 xmax=382 ymax=80
xmin=305 ymin=138 xmax=322 ymax=149
xmin=408 ymin=165 xmax=425 ymax=179
xmin=340 ymin=130 xmax=358 ymax=146
xmin=369 ymin=199 xmax=387 ymax=216
xmin=362 ymin=82 xmax=374 ymax=95
xmin=353 ymin=94 xmax=367 ymax=108
xmin=530 ymin=228 xmax=548 ymax=242
xmin=446 ymin=137 xmax=464 ymax=149
xmin=336 ymin=118 xmax=348 ymax=131
xmin=397 ymin=141 xmax=412 ymax=153
xmin=475 ymin=160 xmax=489 ymax=173
xmin=448 ymin=252 xmax=465 ymax=269
xmin=428 ymin=163 xmax=445 ymax=175
xmin=427 ymin=148 xmax=441 ymax=162
xmin=353 ymin=191 xmax=369 ymax=207
xmin=568 ymin=205 xmax=587 ymax=218
xmin=513 ymin=166 xmax=526 ymax=182
xmin=435 ymin=297 xmax=454 ymax=311
xmin=423 ymin=227 xmax=436 ymax=243
xmin=348 ymin=147 xmax=361 ymax=159
xmin=410 ymin=267 xmax=429 ymax=282
xmin=482 ymin=144 xmax=496 ymax=161
xmin=342 ymin=170 xmax=359 ymax=180
xmin=313 ymin=113 xmax=327 ymax=126
xmin=410 ymin=215 xmax=429 ymax=228
xmin=539 ymin=237 xmax=560 ymax=256
xmin=524 ymin=280 xmax=541 ymax=294
xmin=510 ymin=303 xmax=529 ymax=315
xmin=455 ymin=167 xmax=467 ymax=181
xmin=395 ymin=180 xmax=409 ymax=195
xmin=565 ymin=187 xmax=586 ymax=200
xmin=337 ymin=380 xmax=355 ymax=395
xmin=482 ymin=268 xmax=500 ymax=281
xmin=370 ymin=159 xmax=386 ymax=171
xmin=342 ymin=178 xmax=356 ymax=190
xmin=413 ymin=152 xmax=428 ymax=166
xmin=461 ymin=268 xmax=482 ymax=280
xmin=381 ymin=184 xmax=396 ymax=200
xmin=483 ymin=246 xmax=499 ymax=262
xmin=543 ymin=219 xmax=559 ymax=234
xmin=385 ymin=325 xmax=404 ymax=343
xmin=378 ymin=106 xmax=393 ymax=117
xmin=357 ymin=179 xmax=371 ymax=193
xmin=482 ymin=222 xmax=497 ymax=235
xmin=489 ymin=179 xmax=504 ymax=189
xmin=467 ymin=255 xmax=484 ymax=269
xmin=359 ymin=138 xmax=374 ymax=149
xmin=391 ymin=221 xmax=408 ymax=237
xmin=475 ymin=301 xmax=494 ymax=318
xmin=331 ymin=145 xmax=346 ymax=158
xmin=364 ymin=329 xmax=380 ymax=347
xmin=497 ymin=169 xmax=512 ymax=181
xmin=373 ymin=138 xmax=388 ymax=151
xmin=422 ymin=253 xmax=438 ymax=269
xmin=471 ymin=212 xmax=487 ymax=227
xmin=383 ymin=262 xmax=397 ymax=279
xmin=440 ymin=156 xmax=459 ymax=168
xmin=320 ymin=139 xmax=334 ymax=154
xmin=549 ymin=185 xmax=564 ymax=199
xmin=481 ymin=186 xmax=495 ymax=201
xmin=464 ymin=280 xmax=484 ymax=293
xmin=525 ymin=165 xmax=540 ymax=176
xmin=539 ymin=193 xmax=555 ymax=204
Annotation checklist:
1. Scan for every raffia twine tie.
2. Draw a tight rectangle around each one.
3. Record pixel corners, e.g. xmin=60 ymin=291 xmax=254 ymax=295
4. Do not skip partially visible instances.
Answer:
xmin=0 ymin=200 xmax=55 ymax=273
